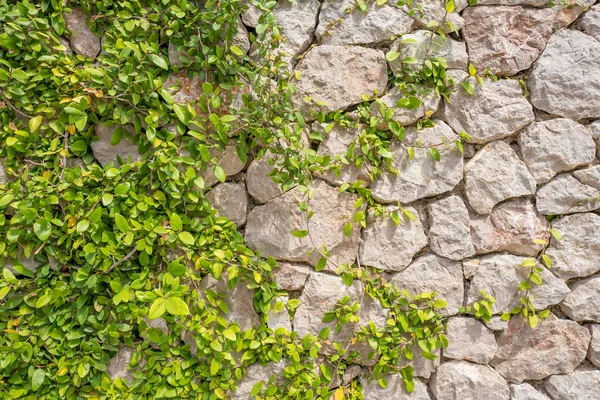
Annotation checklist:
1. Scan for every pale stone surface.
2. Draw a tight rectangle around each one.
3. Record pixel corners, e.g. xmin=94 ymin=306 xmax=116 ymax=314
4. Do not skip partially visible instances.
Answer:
xmin=535 ymin=174 xmax=600 ymax=215
xmin=463 ymin=6 xmax=554 ymax=76
xmin=590 ymin=120 xmax=600 ymax=160
xmin=390 ymin=254 xmax=464 ymax=315
xmin=467 ymin=254 xmax=570 ymax=314
xmin=443 ymin=317 xmax=497 ymax=364
xmin=294 ymin=45 xmax=388 ymax=113
xmin=245 ymin=180 xmax=363 ymax=267
xmin=268 ymin=295 xmax=292 ymax=332
xmin=317 ymin=0 xmax=414 ymax=45
xmin=313 ymin=122 xmax=370 ymax=186
xmin=370 ymin=86 xmax=440 ymax=128
xmin=371 ymin=121 xmax=463 ymax=204
xmin=362 ymin=374 xmax=431 ymax=400
xmin=241 ymin=0 xmax=262 ymax=27
xmin=519 ymin=119 xmax=596 ymax=184
xmin=428 ymin=196 xmax=475 ymax=261
xmin=107 ymin=346 xmax=135 ymax=382
xmin=246 ymin=157 xmax=283 ymax=203
xmin=581 ymin=6 xmax=600 ymax=41
xmin=198 ymin=274 xmax=260 ymax=331
xmin=589 ymin=325 xmax=600 ymax=367
xmin=560 ymin=275 xmax=600 ymax=322
xmin=0 ymin=159 xmax=6 ymax=184
xmin=271 ymin=0 xmax=320 ymax=66
xmin=232 ymin=360 xmax=287 ymax=399
xmin=465 ymin=141 xmax=536 ymax=215
xmin=201 ymin=145 xmax=246 ymax=188
xmin=444 ymin=78 xmax=534 ymax=144
xmin=544 ymin=370 xmax=600 ymax=400
xmin=91 ymin=124 xmax=141 ymax=167
xmin=293 ymin=272 xmax=363 ymax=343
xmin=273 ymin=263 xmax=310 ymax=291
xmin=528 ymin=29 xmax=600 ymax=120
xmin=430 ymin=360 xmax=510 ymax=400
xmin=485 ymin=316 xmax=509 ymax=332
xmin=545 ymin=213 xmax=600 ymax=279
xmin=573 ymin=165 xmax=600 ymax=190
xmin=510 ymin=383 xmax=551 ymax=400
xmin=491 ymin=316 xmax=591 ymax=383
xmin=360 ymin=207 xmax=428 ymax=272
xmin=475 ymin=0 xmax=546 ymax=4
xmin=206 ymin=182 xmax=248 ymax=226
xmin=232 ymin=18 xmax=250 ymax=54
xmin=462 ymin=259 xmax=480 ymax=280
xmin=470 ymin=200 xmax=550 ymax=257
xmin=63 ymin=9 xmax=101 ymax=59
xmin=402 ymin=0 xmax=465 ymax=33
xmin=412 ymin=348 xmax=441 ymax=379
xmin=388 ymin=30 xmax=468 ymax=75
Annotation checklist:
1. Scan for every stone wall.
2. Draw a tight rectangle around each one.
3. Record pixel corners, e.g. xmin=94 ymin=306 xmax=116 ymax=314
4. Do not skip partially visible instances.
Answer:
xmin=63 ymin=1 xmax=600 ymax=398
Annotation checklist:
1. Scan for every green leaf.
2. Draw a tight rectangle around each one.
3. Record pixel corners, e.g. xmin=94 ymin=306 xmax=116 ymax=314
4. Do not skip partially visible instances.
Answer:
xmin=429 ymin=148 xmax=441 ymax=162
xmin=34 ymin=220 xmax=52 ymax=241
xmin=114 ymin=213 xmax=129 ymax=233
xmin=250 ymin=382 xmax=264 ymax=396
xmin=0 ymin=194 xmax=14 ymax=207
xmin=148 ymin=298 xmax=166 ymax=319
xmin=461 ymin=81 xmax=475 ymax=95
xmin=166 ymin=297 xmax=190 ymax=316
xmin=149 ymin=54 xmax=169 ymax=70
xmin=291 ymin=230 xmax=308 ymax=238
xmin=343 ymin=222 xmax=352 ymax=238
xmin=433 ymin=299 xmax=448 ymax=309
xmin=28 ymin=116 xmax=43 ymax=133
xmin=319 ymin=363 xmax=332 ymax=381
xmin=173 ymin=103 xmax=191 ymax=124
xmin=230 ymin=45 xmax=245 ymax=56
xmin=521 ymin=258 xmax=536 ymax=267
xmin=468 ymin=63 xmax=477 ymax=76
xmin=11 ymin=69 xmax=28 ymax=84
xmin=213 ymin=165 xmax=226 ymax=183
xmin=31 ymin=369 xmax=45 ymax=391
xmin=549 ymin=229 xmax=562 ymax=241
xmin=445 ymin=0 xmax=455 ymax=13
xmin=102 ymin=193 xmax=114 ymax=206
xmin=315 ymin=257 xmax=327 ymax=272
xmin=76 ymin=220 xmax=90 ymax=233
xmin=222 ymin=329 xmax=237 ymax=341
xmin=170 ymin=213 xmax=182 ymax=231
xmin=541 ymin=254 xmax=552 ymax=268
xmin=385 ymin=51 xmax=400 ymax=62
xmin=178 ymin=231 xmax=195 ymax=246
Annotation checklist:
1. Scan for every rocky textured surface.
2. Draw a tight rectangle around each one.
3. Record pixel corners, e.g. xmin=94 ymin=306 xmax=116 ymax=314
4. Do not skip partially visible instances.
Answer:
xmin=465 ymin=141 xmax=536 ymax=215
xmin=206 ymin=182 xmax=248 ymax=226
xmin=544 ymin=370 xmax=600 ymax=400
xmin=294 ymin=45 xmax=387 ymax=113
xmin=582 ymin=6 xmax=600 ymax=40
xmin=444 ymin=78 xmax=534 ymax=144
xmin=360 ymin=206 xmax=428 ymax=271
xmin=390 ymin=254 xmax=464 ymax=315
xmin=470 ymin=199 xmax=549 ymax=257
xmin=245 ymin=179 xmax=362 ymax=267
xmin=91 ymin=124 xmax=141 ymax=167
xmin=64 ymin=9 xmax=101 ymax=59
xmin=430 ymin=360 xmax=510 ymax=400
xmin=362 ymin=375 xmax=431 ymax=400
xmin=536 ymin=174 xmax=600 ymax=215
xmin=519 ymin=119 xmax=596 ymax=184
xmin=231 ymin=360 xmax=287 ymax=399
xmin=443 ymin=317 xmax=497 ymax=364
xmin=106 ymin=347 xmax=135 ymax=382
xmin=428 ymin=196 xmax=475 ymax=260
xmin=573 ymin=165 xmax=600 ymax=191
xmin=371 ymin=121 xmax=463 ymax=204
xmin=202 ymin=145 xmax=246 ymax=188
xmin=589 ymin=324 xmax=600 ymax=368
xmin=491 ymin=316 xmax=591 ymax=383
xmin=560 ymin=275 xmax=600 ymax=322
xmin=510 ymin=383 xmax=551 ymax=400
xmin=528 ymin=29 xmax=600 ymax=120
xmin=317 ymin=0 xmax=414 ymax=46
xmin=273 ymin=263 xmax=311 ymax=291
xmin=246 ymin=157 xmax=284 ymax=203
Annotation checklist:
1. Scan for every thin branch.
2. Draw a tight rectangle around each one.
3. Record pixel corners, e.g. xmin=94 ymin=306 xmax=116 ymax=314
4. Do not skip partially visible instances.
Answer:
xmin=105 ymin=248 xmax=137 ymax=274
xmin=0 ymin=89 xmax=34 ymax=120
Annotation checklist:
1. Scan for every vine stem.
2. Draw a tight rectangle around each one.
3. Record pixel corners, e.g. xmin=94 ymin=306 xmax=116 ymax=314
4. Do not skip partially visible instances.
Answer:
xmin=0 ymin=89 xmax=34 ymax=120
xmin=105 ymin=248 xmax=137 ymax=274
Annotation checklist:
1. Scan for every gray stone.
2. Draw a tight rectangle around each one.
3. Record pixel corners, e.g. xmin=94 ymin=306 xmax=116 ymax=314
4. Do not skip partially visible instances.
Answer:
xmin=107 ymin=346 xmax=135 ymax=382
xmin=241 ymin=0 xmax=263 ymax=28
xmin=388 ymin=30 xmax=468 ymax=76
xmin=317 ymin=0 xmax=414 ymax=46
xmin=484 ymin=316 xmax=509 ymax=332
xmin=475 ymin=0 xmax=546 ymax=4
xmin=470 ymin=199 xmax=550 ymax=257
xmin=444 ymin=78 xmax=534 ymax=144
xmin=63 ymin=9 xmax=101 ymax=59
xmin=528 ymin=29 xmax=600 ymax=120
xmin=268 ymin=295 xmax=292 ymax=332
xmin=272 ymin=0 xmax=320 ymax=67
xmin=370 ymin=86 xmax=440 ymax=129
xmin=273 ymin=262 xmax=310 ymax=291
xmin=491 ymin=316 xmax=591 ymax=383
xmin=467 ymin=254 xmax=570 ymax=314
xmin=589 ymin=324 xmax=600 ymax=367
xmin=535 ymin=174 xmax=600 ymax=215
xmin=519 ymin=119 xmax=596 ymax=184
xmin=590 ymin=120 xmax=600 ymax=160
xmin=463 ymin=6 xmax=554 ymax=76
xmin=430 ymin=360 xmax=510 ymax=400
xmin=198 ymin=274 xmax=259 ymax=331
xmin=167 ymin=42 xmax=188 ymax=68
xmin=371 ymin=121 xmax=463 ymax=204
xmin=560 ymin=275 xmax=600 ymax=322
xmin=428 ymin=196 xmax=475 ymax=261
xmin=545 ymin=213 xmax=600 ymax=279
xmin=401 ymin=0 xmax=464 ymax=34
xmin=465 ymin=141 xmax=536 ymax=215
xmin=294 ymin=45 xmax=388 ymax=113
xmin=0 ymin=158 xmax=6 ymax=184
xmin=360 ymin=207 xmax=428 ymax=272
xmin=205 ymin=182 xmax=248 ymax=226
xmin=510 ymin=383 xmax=551 ymax=400
xmin=245 ymin=179 xmax=363 ymax=267
xmin=232 ymin=360 xmax=287 ymax=399
xmin=232 ymin=18 xmax=250 ymax=55
xmin=573 ymin=165 xmax=600 ymax=191
xmin=293 ymin=272 xmax=363 ymax=344
xmin=246 ymin=156 xmax=284 ymax=203
xmin=201 ymin=145 xmax=246 ymax=188
xmin=362 ymin=374 xmax=431 ymax=400
xmin=544 ymin=370 xmax=600 ymax=400
xmin=313 ymin=122 xmax=370 ymax=186
xmin=581 ymin=6 xmax=600 ymax=41
xmin=390 ymin=254 xmax=464 ymax=315
xmin=443 ymin=317 xmax=497 ymax=364
xmin=91 ymin=124 xmax=141 ymax=167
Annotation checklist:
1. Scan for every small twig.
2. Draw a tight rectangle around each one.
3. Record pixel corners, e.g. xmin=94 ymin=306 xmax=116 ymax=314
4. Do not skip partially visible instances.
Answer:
xmin=105 ymin=248 xmax=136 ymax=274
xmin=59 ymin=132 xmax=69 ymax=180
xmin=0 ymin=89 xmax=34 ymax=120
